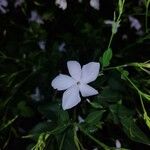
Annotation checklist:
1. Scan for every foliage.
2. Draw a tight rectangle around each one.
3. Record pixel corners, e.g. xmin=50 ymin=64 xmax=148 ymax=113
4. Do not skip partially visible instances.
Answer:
xmin=0 ymin=0 xmax=150 ymax=149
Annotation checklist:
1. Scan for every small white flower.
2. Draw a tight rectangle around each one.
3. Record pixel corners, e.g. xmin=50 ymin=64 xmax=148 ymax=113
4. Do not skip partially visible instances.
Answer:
xmin=78 ymin=0 xmax=82 ymax=3
xmin=128 ymin=16 xmax=141 ymax=31
xmin=93 ymin=148 xmax=98 ymax=150
xmin=0 ymin=0 xmax=8 ymax=14
xmin=29 ymin=10 xmax=44 ymax=24
xmin=31 ymin=87 xmax=44 ymax=102
xmin=90 ymin=0 xmax=100 ymax=10
xmin=38 ymin=40 xmax=46 ymax=51
xmin=78 ymin=115 xmax=85 ymax=123
xmin=58 ymin=42 xmax=66 ymax=52
xmin=115 ymin=139 xmax=121 ymax=149
xmin=14 ymin=0 xmax=24 ymax=8
xmin=51 ymin=61 xmax=100 ymax=110
xmin=55 ymin=0 xmax=67 ymax=10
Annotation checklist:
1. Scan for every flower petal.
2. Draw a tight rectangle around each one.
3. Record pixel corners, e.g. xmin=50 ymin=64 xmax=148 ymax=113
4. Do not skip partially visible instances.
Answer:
xmin=62 ymin=85 xmax=81 ymax=110
xmin=67 ymin=60 xmax=81 ymax=81
xmin=79 ymin=83 xmax=98 ymax=97
xmin=51 ymin=74 xmax=76 ymax=91
xmin=81 ymin=62 xmax=100 ymax=83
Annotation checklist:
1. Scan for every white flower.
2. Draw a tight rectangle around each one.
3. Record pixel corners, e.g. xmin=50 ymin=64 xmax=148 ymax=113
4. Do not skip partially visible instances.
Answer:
xmin=55 ymin=0 xmax=67 ymax=10
xmin=78 ymin=0 xmax=82 ymax=3
xmin=78 ymin=115 xmax=85 ymax=123
xmin=14 ymin=0 xmax=24 ymax=8
xmin=29 ymin=10 xmax=44 ymax=24
xmin=115 ymin=139 xmax=121 ymax=149
xmin=58 ymin=42 xmax=66 ymax=52
xmin=38 ymin=40 xmax=46 ymax=51
xmin=128 ymin=16 xmax=141 ymax=31
xmin=0 ymin=0 xmax=8 ymax=14
xmin=93 ymin=148 xmax=98 ymax=150
xmin=90 ymin=0 xmax=100 ymax=10
xmin=51 ymin=61 xmax=100 ymax=110
xmin=31 ymin=87 xmax=44 ymax=102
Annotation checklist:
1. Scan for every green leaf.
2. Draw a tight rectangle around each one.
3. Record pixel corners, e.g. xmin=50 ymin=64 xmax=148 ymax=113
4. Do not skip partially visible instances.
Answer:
xmin=56 ymin=128 xmax=77 ymax=150
xmin=121 ymin=117 xmax=150 ymax=145
xmin=85 ymin=110 xmax=105 ymax=124
xmin=98 ymin=87 xmax=122 ymax=104
xmin=30 ymin=122 xmax=55 ymax=135
xmin=101 ymin=48 xmax=113 ymax=67
xmin=109 ymin=104 xmax=119 ymax=124
xmin=58 ymin=109 xmax=70 ymax=125
xmin=38 ymin=101 xmax=60 ymax=120
xmin=144 ymin=112 xmax=150 ymax=129
xmin=118 ymin=106 xmax=150 ymax=145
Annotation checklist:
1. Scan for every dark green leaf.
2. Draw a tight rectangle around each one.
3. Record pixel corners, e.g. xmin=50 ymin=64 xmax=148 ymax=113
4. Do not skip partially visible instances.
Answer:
xmin=120 ymin=117 xmax=150 ymax=145
xmin=118 ymin=105 xmax=150 ymax=145
xmin=17 ymin=101 xmax=34 ymax=117
xmin=85 ymin=110 xmax=105 ymax=124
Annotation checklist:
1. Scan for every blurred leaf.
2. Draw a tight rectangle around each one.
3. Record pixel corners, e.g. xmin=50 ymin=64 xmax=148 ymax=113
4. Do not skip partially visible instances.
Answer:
xmin=56 ymin=128 xmax=77 ymax=150
xmin=108 ymin=71 xmax=124 ymax=91
xmin=38 ymin=101 xmax=60 ymax=120
xmin=38 ymin=101 xmax=70 ymax=125
xmin=30 ymin=122 xmax=54 ymax=135
xmin=98 ymin=87 xmax=121 ymax=104
xmin=17 ymin=101 xmax=34 ymax=117
xmin=101 ymin=48 xmax=113 ymax=67
xmin=58 ymin=109 xmax=70 ymax=125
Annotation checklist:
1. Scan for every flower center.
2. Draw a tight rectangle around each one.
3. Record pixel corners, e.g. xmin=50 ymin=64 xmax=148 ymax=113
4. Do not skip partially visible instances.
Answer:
xmin=77 ymin=81 xmax=81 ymax=85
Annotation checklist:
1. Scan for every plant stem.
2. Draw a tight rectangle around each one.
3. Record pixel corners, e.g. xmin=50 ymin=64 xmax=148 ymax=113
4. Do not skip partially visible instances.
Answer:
xmin=145 ymin=0 xmax=150 ymax=33
xmin=78 ymin=125 xmax=111 ymax=150
xmin=59 ymin=133 xmax=66 ymax=150
xmin=73 ymin=125 xmax=81 ymax=150
xmin=107 ymin=33 xmax=114 ymax=49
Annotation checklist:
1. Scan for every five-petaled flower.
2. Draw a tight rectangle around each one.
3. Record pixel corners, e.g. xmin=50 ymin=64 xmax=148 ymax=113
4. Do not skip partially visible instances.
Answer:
xmin=51 ymin=61 xmax=100 ymax=110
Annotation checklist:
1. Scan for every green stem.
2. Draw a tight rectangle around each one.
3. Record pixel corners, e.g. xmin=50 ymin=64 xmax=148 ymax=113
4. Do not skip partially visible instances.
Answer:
xmin=145 ymin=0 xmax=150 ymax=33
xmin=74 ymin=125 xmax=81 ymax=150
xmin=145 ymin=6 xmax=148 ymax=33
xmin=102 ymin=62 xmax=136 ymax=71
xmin=59 ymin=133 xmax=66 ymax=150
xmin=139 ymin=93 xmax=146 ymax=113
xmin=107 ymin=33 xmax=114 ymax=49
xmin=78 ymin=125 xmax=111 ymax=150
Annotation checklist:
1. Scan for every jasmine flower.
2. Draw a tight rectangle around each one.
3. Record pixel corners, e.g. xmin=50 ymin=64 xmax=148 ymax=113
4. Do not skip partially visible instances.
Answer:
xmin=55 ymin=0 xmax=67 ymax=10
xmin=51 ymin=61 xmax=100 ymax=110
xmin=115 ymin=139 xmax=121 ymax=150
xmin=128 ymin=16 xmax=141 ymax=31
xmin=0 ymin=0 xmax=8 ymax=14
xmin=14 ymin=0 xmax=24 ymax=7
xmin=38 ymin=40 xmax=46 ymax=51
xmin=58 ymin=42 xmax=66 ymax=52
xmin=90 ymin=0 xmax=100 ymax=10
xmin=29 ymin=10 xmax=44 ymax=24
xmin=31 ymin=87 xmax=44 ymax=102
